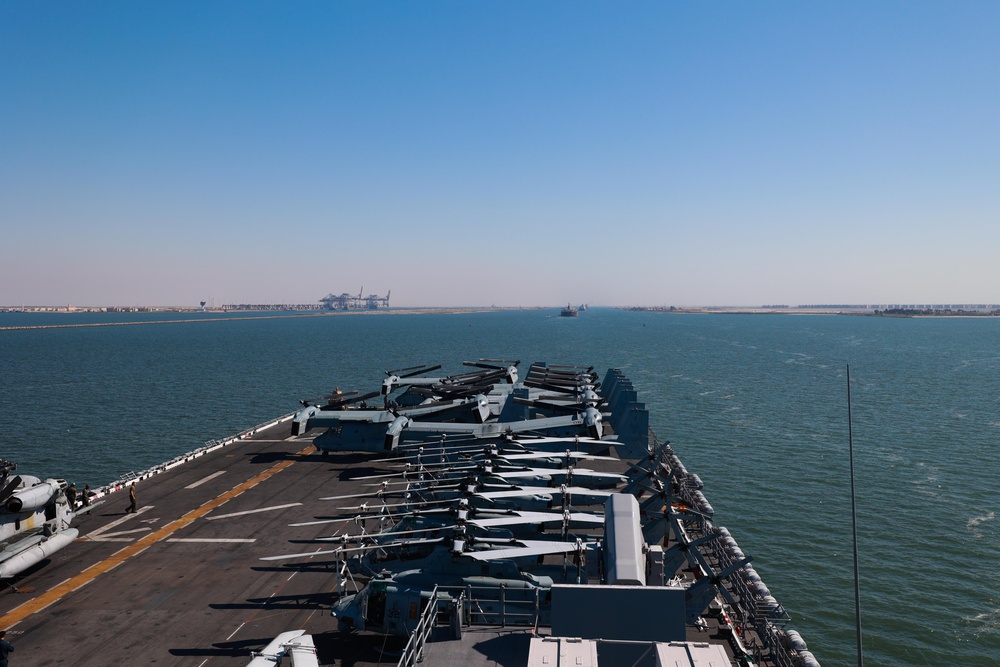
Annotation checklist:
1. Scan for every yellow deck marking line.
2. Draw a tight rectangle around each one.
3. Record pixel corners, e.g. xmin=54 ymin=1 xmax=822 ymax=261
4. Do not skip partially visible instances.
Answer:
xmin=0 ymin=445 xmax=313 ymax=629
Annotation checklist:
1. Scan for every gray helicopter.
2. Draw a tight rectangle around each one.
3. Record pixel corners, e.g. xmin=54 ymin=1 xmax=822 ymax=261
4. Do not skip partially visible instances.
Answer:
xmin=0 ymin=460 xmax=85 ymax=579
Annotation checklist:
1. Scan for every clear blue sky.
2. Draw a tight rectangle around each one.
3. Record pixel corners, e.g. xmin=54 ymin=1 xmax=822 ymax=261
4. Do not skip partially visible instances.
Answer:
xmin=3 ymin=2 xmax=998 ymax=307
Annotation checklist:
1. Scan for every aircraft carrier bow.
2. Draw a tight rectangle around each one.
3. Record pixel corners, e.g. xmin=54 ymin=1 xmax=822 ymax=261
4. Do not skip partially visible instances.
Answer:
xmin=0 ymin=360 xmax=821 ymax=667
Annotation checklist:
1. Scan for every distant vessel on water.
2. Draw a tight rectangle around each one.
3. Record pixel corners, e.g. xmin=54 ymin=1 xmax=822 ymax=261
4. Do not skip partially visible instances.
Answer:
xmin=560 ymin=303 xmax=579 ymax=317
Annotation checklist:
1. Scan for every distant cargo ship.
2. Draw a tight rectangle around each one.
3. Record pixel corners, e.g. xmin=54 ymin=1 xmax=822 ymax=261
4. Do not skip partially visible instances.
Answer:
xmin=560 ymin=303 xmax=579 ymax=317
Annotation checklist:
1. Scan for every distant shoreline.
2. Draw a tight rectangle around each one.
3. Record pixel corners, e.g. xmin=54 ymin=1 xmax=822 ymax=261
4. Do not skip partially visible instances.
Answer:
xmin=0 ymin=307 xmax=538 ymax=331
xmin=4 ymin=305 xmax=999 ymax=330
xmin=626 ymin=306 xmax=1000 ymax=318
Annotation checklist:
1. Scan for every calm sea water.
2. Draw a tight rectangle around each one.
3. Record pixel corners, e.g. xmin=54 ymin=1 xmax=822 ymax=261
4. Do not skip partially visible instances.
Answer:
xmin=1 ymin=308 xmax=997 ymax=665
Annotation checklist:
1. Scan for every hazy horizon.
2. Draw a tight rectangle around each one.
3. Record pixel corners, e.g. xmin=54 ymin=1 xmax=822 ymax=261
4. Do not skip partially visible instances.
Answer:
xmin=4 ymin=300 xmax=997 ymax=311
xmin=4 ymin=2 xmax=999 ymax=308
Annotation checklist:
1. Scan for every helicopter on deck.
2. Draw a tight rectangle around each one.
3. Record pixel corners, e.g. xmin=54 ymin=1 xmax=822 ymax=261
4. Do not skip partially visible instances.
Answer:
xmin=0 ymin=459 xmax=85 ymax=579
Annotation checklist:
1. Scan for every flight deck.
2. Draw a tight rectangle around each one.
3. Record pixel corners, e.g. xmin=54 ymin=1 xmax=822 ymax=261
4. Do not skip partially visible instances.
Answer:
xmin=0 ymin=418 xmax=392 ymax=666
xmin=0 ymin=362 xmax=818 ymax=667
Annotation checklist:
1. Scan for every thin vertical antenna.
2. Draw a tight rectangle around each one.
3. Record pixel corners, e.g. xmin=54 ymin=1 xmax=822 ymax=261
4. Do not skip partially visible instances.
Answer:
xmin=847 ymin=364 xmax=864 ymax=666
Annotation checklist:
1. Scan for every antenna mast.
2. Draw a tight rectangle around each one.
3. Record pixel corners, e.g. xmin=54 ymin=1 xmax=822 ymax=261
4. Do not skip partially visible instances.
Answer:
xmin=847 ymin=364 xmax=864 ymax=667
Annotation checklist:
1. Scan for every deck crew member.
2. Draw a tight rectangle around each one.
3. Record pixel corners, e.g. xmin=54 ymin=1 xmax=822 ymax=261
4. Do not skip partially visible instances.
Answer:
xmin=66 ymin=483 xmax=77 ymax=510
xmin=0 ymin=630 xmax=13 ymax=667
xmin=126 ymin=482 xmax=137 ymax=514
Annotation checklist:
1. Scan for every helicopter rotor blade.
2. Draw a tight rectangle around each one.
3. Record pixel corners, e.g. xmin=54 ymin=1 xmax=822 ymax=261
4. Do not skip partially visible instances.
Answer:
xmin=0 ymin=475 xmax=22 ymax=505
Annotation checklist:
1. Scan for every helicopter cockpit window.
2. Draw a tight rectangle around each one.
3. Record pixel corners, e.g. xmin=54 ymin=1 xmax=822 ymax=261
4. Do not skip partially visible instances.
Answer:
xmin=366 ymin=590 xmax=387 ymax=626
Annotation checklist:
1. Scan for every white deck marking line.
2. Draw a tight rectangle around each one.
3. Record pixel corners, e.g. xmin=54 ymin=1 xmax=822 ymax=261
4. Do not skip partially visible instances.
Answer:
xmin=0 ymin=446 xmax=313 ymax=631
xmin=226 ymin=622 xmax=246 ymax=641
xmin=88 ymin=538 xmax=138 ymax=542
xmin=166 ymin=538 xmax=256 ymax=543
xmin=83 ymin=506 xmax=154 ymax=541
xmin=12 ymin=578 xmax=75 ymax=619
xmin=95 ymin=527 xmax=153 ymax=539
xmin=185 ymin=470 xmax=227 ymax=489
xmin=204 ymin=502 xmax=302 ymax=521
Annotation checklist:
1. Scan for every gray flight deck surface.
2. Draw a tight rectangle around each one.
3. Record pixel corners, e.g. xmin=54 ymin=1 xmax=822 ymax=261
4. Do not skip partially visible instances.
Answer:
xmin=0 ymin=418 xmax=425 ymax=666
xmin=0 ymin=430 xmax=738 ymax=666
xmin=0 ymin=419 xmax=744 ymax=667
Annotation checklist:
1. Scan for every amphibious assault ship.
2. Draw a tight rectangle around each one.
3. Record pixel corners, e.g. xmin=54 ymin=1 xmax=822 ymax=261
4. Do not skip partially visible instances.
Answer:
xmin=0 ymin=360 xmax=820 ymax=667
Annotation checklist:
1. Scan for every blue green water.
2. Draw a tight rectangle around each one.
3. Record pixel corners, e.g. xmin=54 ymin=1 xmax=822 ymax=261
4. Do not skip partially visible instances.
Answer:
xmin=1 ymin=308 xmax=997 ymax=665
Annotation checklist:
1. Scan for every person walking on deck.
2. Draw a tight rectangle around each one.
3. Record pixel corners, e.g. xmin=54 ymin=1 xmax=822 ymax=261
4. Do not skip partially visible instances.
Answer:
xmin=126 ymin=482 xmax=137 ymax=514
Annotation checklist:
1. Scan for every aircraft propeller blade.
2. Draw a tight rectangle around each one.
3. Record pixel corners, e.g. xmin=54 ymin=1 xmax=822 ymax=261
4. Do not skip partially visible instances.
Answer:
xmin=322 ymin=390 xmax=381 ymax=409
xmin=316 ymin=524 xmax=459 ymax=542
xmin=464 ymin=539 xmax=589 ymax=561
xmin=463 ymin=359 xmax=520 ymax=371
xmin=386 ymin=364 xmax=442 ymax=378
xmin=0 ymin=475 xmax=22 ymax=505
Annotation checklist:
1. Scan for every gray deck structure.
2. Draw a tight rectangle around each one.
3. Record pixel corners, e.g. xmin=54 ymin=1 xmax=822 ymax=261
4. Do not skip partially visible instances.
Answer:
xmin=0 ymin=364 xmax=816 ymax=667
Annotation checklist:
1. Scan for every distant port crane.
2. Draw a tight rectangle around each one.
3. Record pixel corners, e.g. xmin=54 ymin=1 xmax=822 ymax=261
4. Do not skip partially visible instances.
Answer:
xmin=320 ymin=287 xmax=390 ymax=311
